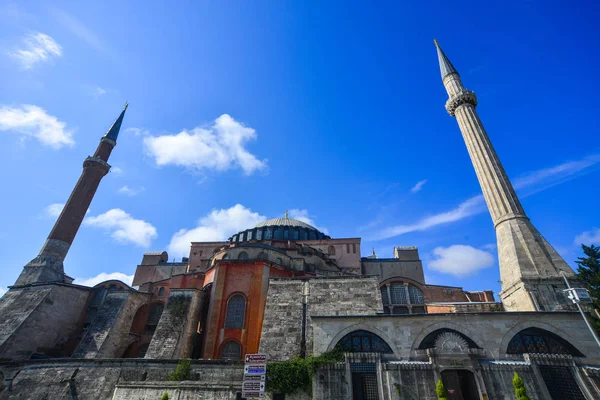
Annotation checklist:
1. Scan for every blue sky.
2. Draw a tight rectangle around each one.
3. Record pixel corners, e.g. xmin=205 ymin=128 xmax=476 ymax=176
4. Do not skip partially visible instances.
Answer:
xmin=0 ymin=0 xmax=599 ymax=296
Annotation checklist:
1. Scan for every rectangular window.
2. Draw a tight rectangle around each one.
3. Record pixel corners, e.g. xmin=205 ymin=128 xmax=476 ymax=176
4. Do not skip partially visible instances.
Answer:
xmin=352 ymin=244 xmax=356 ymax=253
xmin=347 ymin=244 xmax=350 ymax=253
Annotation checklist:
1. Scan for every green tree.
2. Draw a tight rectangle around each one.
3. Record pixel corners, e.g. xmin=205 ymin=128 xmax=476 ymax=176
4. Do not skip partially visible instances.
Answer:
xmin=576 ymin=244 xmax=600 ymax=307
xmin=575 ymin=244 xmax=600 ymax=332
xmin=512 ymin=372 xmax=530 ymax=400
xmin=436 ymin=379 xmax=448 ymax=400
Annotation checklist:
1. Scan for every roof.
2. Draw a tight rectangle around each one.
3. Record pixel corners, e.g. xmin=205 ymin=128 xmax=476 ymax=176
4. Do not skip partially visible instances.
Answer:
xmin=104 ymin=103 xmax=128 ymax=141
xmin=255 ymin=217 xmax=316 ymax=230
xmin=434 ymin=39 xmax=458 ymax=80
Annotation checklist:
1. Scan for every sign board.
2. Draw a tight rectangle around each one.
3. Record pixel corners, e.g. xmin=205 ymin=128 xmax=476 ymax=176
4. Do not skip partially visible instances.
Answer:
xmin=246 ymin=354 xmax=267 ymax=363
xmin=242 ymin=392 xmax=264 ymax=398
xmin=244 ymin=364 xmax=267 ymax=375
xmin=243 ymin=354 xmax=267 ymax=399
xmin=565 ymin=288 xmax=593 ymax=303
xmin=243 ymin=374 xmax=266 ymax=381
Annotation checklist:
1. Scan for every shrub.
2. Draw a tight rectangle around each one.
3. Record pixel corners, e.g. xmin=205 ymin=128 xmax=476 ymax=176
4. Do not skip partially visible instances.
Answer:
xmin=167 ymin=359 xmax=192 ymax=381
xmin=266 ymin=346 xmax=344 ymax=395
xmin=436 ymin=379 xmax=448 ymax=400
xmin=161 ymin=393 xmax=169 ymax=400
xmin=512 ymin=372 xmax=531 ymax=400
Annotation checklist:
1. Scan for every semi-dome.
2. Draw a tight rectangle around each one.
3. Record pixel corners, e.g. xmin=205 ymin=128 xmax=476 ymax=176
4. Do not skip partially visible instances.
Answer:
xmin=230 ymin=216 xmax=330 ymax=243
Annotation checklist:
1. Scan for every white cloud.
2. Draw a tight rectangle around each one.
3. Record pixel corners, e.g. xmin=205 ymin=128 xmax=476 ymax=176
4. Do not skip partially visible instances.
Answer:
xmin=118 ymin=185 xmax=145 ymax=197
xmin=371 ymin=195 xmax=486 ymax=240
xmin=429 ymin=245 xmax=495 ymax=277
xmin=370 ymin=154 xmax=600 ymax=241
xmin=575 ymin=228 xmax=600 ymax=246
xmin=73 ymin=272 xmax=134 ymax=287
xmin=410 ymin=179 xmax=428 ymax=193
xmin=0 ymin=287 xmax=6 ymax=298
xmin=10 ymin=32 xmax=62 ymax=69
xmin=144 ymin=114 xmax=267 ymax=175
xmin=44 ymin=203 xmax=64 ymax=218
xmin=51 ymin=9 xmax=107 ymax=53
xmin=0 ymin=105 xmax=74 ymax=149
xmin=94 ymin=87 xmax=107 ymax=98
xmin=111 ymin=166 xmax=123 ymax=175
xmin=288 ymin=209 xmax=329 ymax=234
xmin=84 ymin=209 xmax=157 ymax=247
xmin=125 ymin=127 xmax=149 ymax=136
xmin=168 ymin=204 xmax=266 ymax=257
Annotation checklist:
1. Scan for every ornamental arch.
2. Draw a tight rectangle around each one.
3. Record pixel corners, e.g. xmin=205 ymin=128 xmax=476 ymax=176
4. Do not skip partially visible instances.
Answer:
xmin=410 ymin=321 xmax=485 ymax=355
xmin=498 ymin=321 xmax=582 ymax=358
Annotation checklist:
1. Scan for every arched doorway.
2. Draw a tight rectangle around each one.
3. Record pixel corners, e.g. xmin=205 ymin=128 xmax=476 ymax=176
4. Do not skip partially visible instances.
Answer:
xmin=335 ymin=330 xmax=392 ymax=400
xmin=441 ymin=370 xmax=479 ymax=400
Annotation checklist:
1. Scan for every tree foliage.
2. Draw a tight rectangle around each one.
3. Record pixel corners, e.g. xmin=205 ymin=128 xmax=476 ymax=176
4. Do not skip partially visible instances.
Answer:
xmin=436 ymin=379 xmax=448 ymax=400
xmin=167 ymin=359 xmax=192 ymax=381
xmin=512 ymin=372 xmax=531 ymax=400
xmin=576 ymin=244 xmax=600 ymax=308
xmin=266 ymin=346 xmax=344 ymax=395
xmin=161 ymin=393 xmax=169 ymax=400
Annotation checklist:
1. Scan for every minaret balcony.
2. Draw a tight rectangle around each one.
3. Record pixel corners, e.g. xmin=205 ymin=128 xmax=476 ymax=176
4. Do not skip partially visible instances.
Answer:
xmin=445 ymin=90 xmax=477 ymax=116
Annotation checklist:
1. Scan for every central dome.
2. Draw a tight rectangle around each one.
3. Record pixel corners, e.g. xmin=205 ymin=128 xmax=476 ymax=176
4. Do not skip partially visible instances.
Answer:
xmin=229 ymin=215 xmax=330 ymax=243
xmin=255 ymin=217 xmax=316 ymax=230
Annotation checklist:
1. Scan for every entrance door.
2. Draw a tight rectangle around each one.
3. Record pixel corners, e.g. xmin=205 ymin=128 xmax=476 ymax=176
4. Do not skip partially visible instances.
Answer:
xmin=441 ymin=370 xmax=479 ymax=400
xmin=351 ymin=363 xmax=379 ymax=400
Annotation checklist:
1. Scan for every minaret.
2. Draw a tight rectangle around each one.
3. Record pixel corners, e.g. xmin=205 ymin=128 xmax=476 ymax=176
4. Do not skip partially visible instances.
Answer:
xmin=434 ymin=40 xmax=575 ymax=311
xmin=15 ymin=104 xmax=128 ymax=286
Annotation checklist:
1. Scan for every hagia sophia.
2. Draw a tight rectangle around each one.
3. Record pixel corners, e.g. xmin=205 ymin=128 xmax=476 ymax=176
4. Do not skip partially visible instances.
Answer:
xmin=0 ymin=42 xmax=598 ymax=400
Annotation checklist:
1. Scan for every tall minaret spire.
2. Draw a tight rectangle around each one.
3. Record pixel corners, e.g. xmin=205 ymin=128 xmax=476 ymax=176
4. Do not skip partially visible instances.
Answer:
xmin=15 ymin=105 xmax=128 ymax=286
xmin=434 ymin=41 xmax=575 ymax=312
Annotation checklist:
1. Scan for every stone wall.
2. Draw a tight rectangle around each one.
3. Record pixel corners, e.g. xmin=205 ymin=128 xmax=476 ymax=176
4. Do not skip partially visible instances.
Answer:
xmin=145 ymin=289 xmax=203 ymax=359
xmin=0 ymin=284 xmax=90 ymax=360
xmin=381 ymin=363 xmax=436 ymax=400
xmin=260 ymin=276 xmax=383 ymax=361
xmin=73 ymin=290 xmax=150 ymax=358
xmin=0 ymin=359 xmax=243 ymax=400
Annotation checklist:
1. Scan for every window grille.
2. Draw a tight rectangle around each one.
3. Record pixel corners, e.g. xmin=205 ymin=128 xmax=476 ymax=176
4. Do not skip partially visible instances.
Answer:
xmin=328 ymin=245 xmax=336 ymax=256
xmin=408 ymin=285 xmax=424 ymax=304
xmin=238 ymin=252 xmax=248 ymax=260
xmin=225 ymin=294 xmax=246 ymax=328
xmin=507 ymin=328 xmax=584 ymax=356
xmin=337 ymin=330 xmax=392 ymax=353
xmin=220 ymin=341 xmax=241 ymax=360
xmin=390 ymin=282 xmax=407 ymax=304
xmin=380 ymin=287 xmax=389 ymax=305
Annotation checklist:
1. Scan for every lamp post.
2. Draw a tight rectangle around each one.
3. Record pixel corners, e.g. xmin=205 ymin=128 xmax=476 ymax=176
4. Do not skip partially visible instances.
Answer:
xmin=560 ymin=271 xmax=600 ymax=350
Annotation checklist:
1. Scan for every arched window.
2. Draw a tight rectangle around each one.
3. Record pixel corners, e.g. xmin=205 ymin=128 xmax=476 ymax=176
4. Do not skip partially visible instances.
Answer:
xmin=336 ymin=330 xmax=393 ymax=353
xmin=225 ymin=294 xmax=246 ymax=328
xmin=275 ymin=258 xmax=282 ymax=265
xmin=408 ymin=285 xmax=424 ymax=304
xmin=238 ymin=251 xmax=249 ymax=260
xmin=220 ymin=341 xmax=241 ymax=360
xmin=328 ymin=245 xmax=336 ymax=256
xmin=507 ymin=328 xmax=584 ymax=357
xmin=158 ymin=287 xmax=165 ymax=297
xmin=257 ymin=251 xmax=268 ymax=260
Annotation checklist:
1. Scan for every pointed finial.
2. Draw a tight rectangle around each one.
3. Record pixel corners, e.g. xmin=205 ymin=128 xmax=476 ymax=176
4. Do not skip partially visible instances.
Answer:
xmin=434 ymin=39 xmax=458 ymax=80
xmin=372 ymin=247 xmax=376 ymax=256
xmin=285 ymin=210 xmax=289 ymax=219
xmin=103 ymin=104 xmax=129 ymax=142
